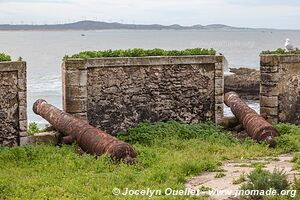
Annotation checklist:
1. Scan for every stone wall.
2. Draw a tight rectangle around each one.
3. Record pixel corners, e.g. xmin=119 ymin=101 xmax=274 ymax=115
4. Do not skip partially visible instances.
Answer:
xmin=0 ymin=61 xmax=27 ymax=146
xmin=63 ymin=56 xmax=224 ymax=134
xmin=260 ymin=55 xmax=300 ymax=124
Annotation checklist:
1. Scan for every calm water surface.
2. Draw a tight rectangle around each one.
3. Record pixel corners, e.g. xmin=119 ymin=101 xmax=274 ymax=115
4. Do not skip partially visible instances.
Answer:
xmin=1 ymin=30 xmax=300 ymax=123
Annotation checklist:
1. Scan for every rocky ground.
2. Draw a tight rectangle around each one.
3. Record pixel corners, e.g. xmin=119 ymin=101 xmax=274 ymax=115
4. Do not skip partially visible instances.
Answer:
xmin=225 ymin=68 xmax=260 ymax=100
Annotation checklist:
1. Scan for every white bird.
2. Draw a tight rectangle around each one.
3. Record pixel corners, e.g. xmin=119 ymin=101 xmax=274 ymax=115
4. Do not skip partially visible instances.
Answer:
xmin=285 ymin=38 xmax=294 ymax=52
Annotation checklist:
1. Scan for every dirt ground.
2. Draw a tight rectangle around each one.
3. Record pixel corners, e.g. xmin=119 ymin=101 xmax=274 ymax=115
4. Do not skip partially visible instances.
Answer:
xmin=185 ymin=154 xmax=300 ymax=200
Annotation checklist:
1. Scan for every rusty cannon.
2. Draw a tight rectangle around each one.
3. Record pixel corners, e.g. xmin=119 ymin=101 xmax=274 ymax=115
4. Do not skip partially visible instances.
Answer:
xmin=224 ymin=92 xmax=280 ymax=147
xmin=33 ymin=99 xmax=137 ymax=163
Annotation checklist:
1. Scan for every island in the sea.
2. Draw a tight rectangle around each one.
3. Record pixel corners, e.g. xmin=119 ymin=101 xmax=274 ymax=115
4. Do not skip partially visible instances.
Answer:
xmin=0 ymin=20 xmax=255 ymax=31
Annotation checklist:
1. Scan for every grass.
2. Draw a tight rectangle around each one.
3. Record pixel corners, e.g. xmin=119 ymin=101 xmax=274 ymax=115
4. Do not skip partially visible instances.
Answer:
xmin=0 ymin=121 xmax=300 ymax=199
xmin=64 ymin=48 xmax=216 ymax=60
xmin=261 ymin=48 xmax=300 ymax=55
xmin=232 ymin=173 xmax=246 ymax=185
xmin=214 ymin=172 xmax=226 ymax=178
xmin=0 ymin=52 xmax=11 ymax=62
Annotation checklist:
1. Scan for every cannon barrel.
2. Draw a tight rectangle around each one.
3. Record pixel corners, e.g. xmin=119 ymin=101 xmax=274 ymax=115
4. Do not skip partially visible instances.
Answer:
xmin=224 ymin=92 xmax=280 ymax=147
xmin=33 ymin=99 xmax=137 ymax=163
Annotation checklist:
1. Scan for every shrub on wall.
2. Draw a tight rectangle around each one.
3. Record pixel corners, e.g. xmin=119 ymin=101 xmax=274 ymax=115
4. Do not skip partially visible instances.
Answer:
xmin=64 ymin=48 xmax=216 ymax=60
xmin=0 ymin=53 xmax=11 ymax=62
xmin=261 ymin=48 xmax=300 ymax=54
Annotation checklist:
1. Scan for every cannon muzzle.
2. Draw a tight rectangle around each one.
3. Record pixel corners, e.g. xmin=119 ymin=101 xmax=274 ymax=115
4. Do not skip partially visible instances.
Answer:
xmin=224 ymin=92 xmax=279 ymax=147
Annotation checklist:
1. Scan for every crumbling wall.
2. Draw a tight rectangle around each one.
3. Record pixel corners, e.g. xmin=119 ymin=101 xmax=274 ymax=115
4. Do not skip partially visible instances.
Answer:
xmin=0 ymin=62 xmax=27 ymax=146
xmin=260 ymin=55 xmax=300 ymax=124
xmin=63 ymin=56 xmax=224 ymax=134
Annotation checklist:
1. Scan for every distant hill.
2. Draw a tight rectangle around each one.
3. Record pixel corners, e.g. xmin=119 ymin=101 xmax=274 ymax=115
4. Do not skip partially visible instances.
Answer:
xmin=0 ymin=20 xmax=251 ymax=31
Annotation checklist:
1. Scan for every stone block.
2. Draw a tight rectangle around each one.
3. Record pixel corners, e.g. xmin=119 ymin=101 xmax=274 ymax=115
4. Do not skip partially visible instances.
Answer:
xmin=65 ymin=98 xmax=87 ymax=113
xmin=65 ymin=86 xmax=87 ymax=98
xmin=18 ymin=91 xmax=27 ymax=106
xmin=215 ymin=95 xmax=223 ymax=104
xmin=215 ymin=87 xmax=224 ymax=96
xmin=260 ymin=85 xmax=279 ymax=97
xmin=19 ymin=106 xmax=27 ymax=120
xmin=64 ymin=59 xmax=87 ymax=70
xmin=20 ymin=131 xmax=28 ymax=137
xmin=19 ymin=120 xmax=27 ymax=132
xmin=260 ymin=107 xmax=278 ymax=116
xmin=20 ymin=131 xmax=61 ymax=146
xmin=260 ymin=65 xmax=278 ymax=73
xmin=215 ymin=69 xmax=223 ymax=77
xmin=18 ymin=78 xmax=26 ymax=91
xmin=280 ymin=55 xmax=300 ymax=63
xmin=260 ymin=55 xmax=279 ymax=66
xmin=72 ymin=112 xmax=88 ymax=121
xmin=215 ymin=78 xmax=223 ymax=89
xmin=260 ymin=73 xmax=279 ymax=86
xmin=65 ymin=70 xmax=87 ymax=86
xmin=260 ymin=96 xmax=278 ymax=107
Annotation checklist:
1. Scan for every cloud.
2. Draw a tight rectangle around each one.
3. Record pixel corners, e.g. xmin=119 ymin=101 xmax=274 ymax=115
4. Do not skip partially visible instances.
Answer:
xmin=0 ymin=0 xmax=73 ymax=3
xmin=225 ymin=0 xmax=300 ymax=7
xmin=0 ymin=0 xmax=300 ymax=29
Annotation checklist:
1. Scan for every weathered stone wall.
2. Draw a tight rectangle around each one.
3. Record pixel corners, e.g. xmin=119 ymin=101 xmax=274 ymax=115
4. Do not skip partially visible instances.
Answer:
xmin=0 ymin=61 xmax=27 ymax=146
xmin=260 ymin=55 xmax=300 ymax=124
xmin=63 ymin=56 xmax=224 ymax=134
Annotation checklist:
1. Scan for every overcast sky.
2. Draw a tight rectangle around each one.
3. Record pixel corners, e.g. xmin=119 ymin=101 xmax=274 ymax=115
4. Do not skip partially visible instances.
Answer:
xmin=0 ymin=0 xmax=299 ymax=29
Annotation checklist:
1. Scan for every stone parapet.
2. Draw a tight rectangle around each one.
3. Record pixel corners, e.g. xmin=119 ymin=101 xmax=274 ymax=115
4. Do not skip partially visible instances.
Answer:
xmin=63 ymin=55 xmax=224 ymax=134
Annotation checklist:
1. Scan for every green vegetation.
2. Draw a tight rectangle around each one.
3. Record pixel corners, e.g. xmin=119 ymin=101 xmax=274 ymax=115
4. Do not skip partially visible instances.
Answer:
xmin=214 ymin=172 xmax=226 ymax=178
xmin=274 ymin=123 xmax=300 ymax=152
xmin=232 ymin=173 xmax=246 ymax=185
xmin=0 ymin=121 xmax=299 ymax=199
xmin=0 ymin=52 xmax=11 ymax=62
xmin=27 ymin=122 xmax=49 ymax=135
xmin=64 ymin=48 xmax=216 ymax=60
xmin=261 ymin=48 xmax=300 ymax=55
xmin=291 ymin=154 xmax=300 ymax=170
xmin=240 ymin=168 xmax=290 ymax=200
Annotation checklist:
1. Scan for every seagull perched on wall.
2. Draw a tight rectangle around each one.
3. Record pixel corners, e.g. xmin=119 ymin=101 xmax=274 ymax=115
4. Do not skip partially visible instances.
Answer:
xmin=285 ymin=38 xmax=294 ymax=52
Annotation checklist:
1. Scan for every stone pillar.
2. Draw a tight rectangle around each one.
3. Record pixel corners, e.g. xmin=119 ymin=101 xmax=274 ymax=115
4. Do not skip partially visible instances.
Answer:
xmin=18 ymin=62 xmax=28 ymax=139
xmin=260 ymin=56 xmax=280 ymax=124
xmin=0 ymin=61 xmax=27 ymax=146
xmin=214 ymin=57 xmax=224 ymax=124
xmin=260 ymin=55 xmax=300 ymax=124
xmin=62 ymin=59 xmax=88 ymax=120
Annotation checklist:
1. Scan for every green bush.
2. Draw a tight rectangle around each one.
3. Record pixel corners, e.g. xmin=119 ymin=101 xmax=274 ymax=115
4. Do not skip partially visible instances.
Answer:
xmin=240 ymin=168 xmax=290 ymax=199
xmin=28 ymin=122 xmax=48 ymax=135
xmin=64 ymin=48 xmax=216 ymax=60
xmin=0 ymin=52 xmax=11 ymax=62
xmin=274 ymin=123 xmax=300 ymax=152
xmin=291 ymin=154 xmax=300 ymax=170
xmin=261 ymin=48 xmax=300 ymax=55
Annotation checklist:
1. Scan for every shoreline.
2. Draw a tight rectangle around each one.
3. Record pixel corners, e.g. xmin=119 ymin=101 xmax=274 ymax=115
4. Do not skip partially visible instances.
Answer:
xmin=0 ymin=29 xmax=297 ymax=32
